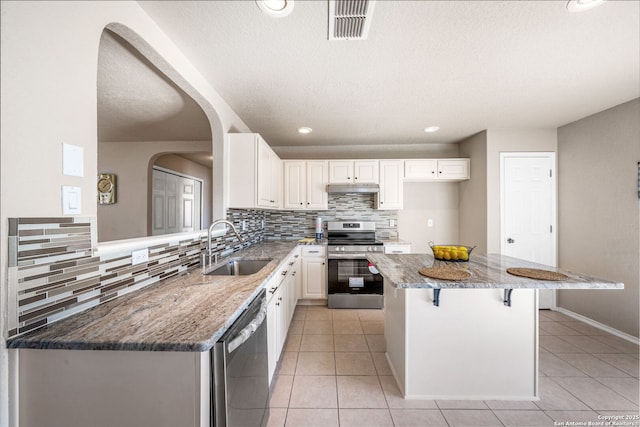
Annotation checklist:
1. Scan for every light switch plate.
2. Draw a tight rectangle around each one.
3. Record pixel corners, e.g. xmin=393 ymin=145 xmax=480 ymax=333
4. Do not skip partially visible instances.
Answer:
xmin=62 ymin=186 xmax=82 ymax=215
xmin=63 ymin=143 xmax=84 ymax=177
xmin=131 ymin=248 xmax=149 ymax=265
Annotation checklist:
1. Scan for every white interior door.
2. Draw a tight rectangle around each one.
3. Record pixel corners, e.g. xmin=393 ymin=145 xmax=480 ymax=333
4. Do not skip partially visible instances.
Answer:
xmin=501 ymin=153 xmax=557 ymax=309
xmin=152 ymin=168 xmax=202 ymax=236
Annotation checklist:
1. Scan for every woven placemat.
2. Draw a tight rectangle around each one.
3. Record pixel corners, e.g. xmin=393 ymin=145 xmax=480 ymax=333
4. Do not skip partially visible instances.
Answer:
xmin=418 ymin=267 xmax=471 ymax=281
xmin=506 ymin=267 xmax=568 ymax=281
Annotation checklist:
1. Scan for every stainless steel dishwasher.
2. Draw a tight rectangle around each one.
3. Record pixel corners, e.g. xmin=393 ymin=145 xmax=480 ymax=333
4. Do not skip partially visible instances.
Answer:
xmin=212 ymin=289 xmax=269 ymax=427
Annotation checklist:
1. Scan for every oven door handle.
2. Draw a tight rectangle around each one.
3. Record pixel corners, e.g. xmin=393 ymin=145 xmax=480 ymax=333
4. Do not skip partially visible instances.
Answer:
xmin=227 ymin=301 xmax=267 ymax=354
xmin=328 ymin=254 xmax=371 ymax=260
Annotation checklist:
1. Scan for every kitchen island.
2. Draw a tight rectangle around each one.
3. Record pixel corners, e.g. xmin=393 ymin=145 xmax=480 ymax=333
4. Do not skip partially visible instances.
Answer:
xmin=366 ymin=253 xmax=623 ymax=401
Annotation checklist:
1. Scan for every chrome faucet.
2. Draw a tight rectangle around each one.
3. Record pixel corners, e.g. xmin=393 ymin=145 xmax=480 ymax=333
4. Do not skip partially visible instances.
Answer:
xmin=203 ymin=219 xmax=244 ymax=267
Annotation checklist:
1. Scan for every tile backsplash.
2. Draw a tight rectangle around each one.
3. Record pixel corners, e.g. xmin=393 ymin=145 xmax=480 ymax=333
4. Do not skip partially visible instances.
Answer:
xmin=7 ymin=212 xmax=265 ymax=338
xmin=266 ymin=193 xmax=398 ymax=240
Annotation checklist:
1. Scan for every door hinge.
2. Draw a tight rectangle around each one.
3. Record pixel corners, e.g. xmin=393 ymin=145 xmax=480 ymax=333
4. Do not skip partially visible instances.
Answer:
xmin=549 ymin=169 xmax=552 ymax=178
xmin=550 ymin=225 xmax=553 ymax=233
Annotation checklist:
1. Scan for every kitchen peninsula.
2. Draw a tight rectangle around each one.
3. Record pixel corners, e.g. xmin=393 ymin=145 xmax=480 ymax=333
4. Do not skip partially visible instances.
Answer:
xmin=366 ymin=252 xmax=624 ymax=401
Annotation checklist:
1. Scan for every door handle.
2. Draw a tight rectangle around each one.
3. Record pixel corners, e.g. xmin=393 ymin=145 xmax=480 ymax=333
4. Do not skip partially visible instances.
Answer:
xmin=507 ymin=238 xmax=515 ymax=244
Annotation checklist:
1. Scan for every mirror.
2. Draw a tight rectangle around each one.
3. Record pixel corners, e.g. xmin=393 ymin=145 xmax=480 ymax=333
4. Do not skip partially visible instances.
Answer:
xmin=97 ymin=29 xmax=213 ymax=242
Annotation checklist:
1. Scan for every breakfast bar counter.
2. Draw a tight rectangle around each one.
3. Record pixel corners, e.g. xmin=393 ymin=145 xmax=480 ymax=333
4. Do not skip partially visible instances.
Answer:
xmin=366 ymin=253 xmax=623 ymax=401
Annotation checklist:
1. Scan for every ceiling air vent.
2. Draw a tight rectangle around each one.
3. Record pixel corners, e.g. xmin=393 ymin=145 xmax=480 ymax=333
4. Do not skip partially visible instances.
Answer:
xmin=328 ymin=0 xmax=376 ymax=41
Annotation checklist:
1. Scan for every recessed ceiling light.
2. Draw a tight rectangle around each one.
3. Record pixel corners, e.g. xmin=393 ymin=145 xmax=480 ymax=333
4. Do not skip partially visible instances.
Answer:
xmin=424 ymin=126 xmax=440 ymax=133
xmin=298 ymin=127 xmax=312 ymax=134
xmin=566 ymin=0 xmax=606 ymax=12
xmin=256 ymin=0 xmax=294 ymax=17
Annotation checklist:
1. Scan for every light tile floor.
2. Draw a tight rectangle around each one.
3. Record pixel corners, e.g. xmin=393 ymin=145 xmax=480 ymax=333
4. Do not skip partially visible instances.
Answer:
xmin=268 ymin=306 xmax=639 ymax=427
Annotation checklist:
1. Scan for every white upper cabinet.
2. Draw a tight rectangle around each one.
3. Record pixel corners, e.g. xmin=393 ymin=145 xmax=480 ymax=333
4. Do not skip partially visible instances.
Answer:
xmin=377 ymin=160 xmax=403 ymax=210
xmin=306 ymin=161 xmax=329 ymax=209
xmin=404 ymin=159 xmax=438 ymax=180
xmin=404 ymin=159 xmax=470 ymax=182
xmin=437 ymin=159 xmax=470 ymax=180
xmin=283 ymin=161 xmax=305 ymax=209
xmin=228 ymin=133 xmax=282 ymax=209
xmin=329 ymin=160 xmax=379 ymax=184
xmin=283 ymin=160 xmax=328 ymax=210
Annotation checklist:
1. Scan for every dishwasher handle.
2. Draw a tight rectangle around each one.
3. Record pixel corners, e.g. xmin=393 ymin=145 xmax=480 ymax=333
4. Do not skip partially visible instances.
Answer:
xmin=227 ymin=300 xmax=267 ymax=354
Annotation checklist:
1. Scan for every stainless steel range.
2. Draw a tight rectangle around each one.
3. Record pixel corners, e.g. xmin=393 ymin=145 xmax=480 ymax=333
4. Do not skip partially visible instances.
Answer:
xmin=327 ymin=221 xmax=384 ymax=309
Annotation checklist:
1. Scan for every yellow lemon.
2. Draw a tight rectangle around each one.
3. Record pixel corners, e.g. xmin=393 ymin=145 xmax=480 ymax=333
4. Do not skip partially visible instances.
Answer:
xmin=443 ymin=252 xmax=451 ymax=260
xmin=450 ymin=250 xmax=459 ymax=260
xmin=459 ymin=252 xmax=469 ymax=261
xmin=458 ymin=246 xmax=468 ymax=252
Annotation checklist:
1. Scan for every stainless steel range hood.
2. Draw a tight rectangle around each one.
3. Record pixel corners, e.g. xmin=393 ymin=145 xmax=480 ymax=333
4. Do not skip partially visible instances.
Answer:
xmin=327 ymin=183 xmax=380 ymax=193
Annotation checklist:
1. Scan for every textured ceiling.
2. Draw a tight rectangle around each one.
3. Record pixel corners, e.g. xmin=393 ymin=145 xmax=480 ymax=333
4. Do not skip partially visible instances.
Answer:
xmin=97 ymin=29 xmax=211 ymax=143
xmin=124 ymin=0 xmax=637 ymax=149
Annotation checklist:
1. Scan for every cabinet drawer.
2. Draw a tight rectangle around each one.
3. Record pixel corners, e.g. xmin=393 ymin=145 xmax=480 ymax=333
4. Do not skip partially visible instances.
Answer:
xmin=302 ymin=246 xmax=326 ymax=257
xmin=384 ymin=244 xmax=411 ymax=254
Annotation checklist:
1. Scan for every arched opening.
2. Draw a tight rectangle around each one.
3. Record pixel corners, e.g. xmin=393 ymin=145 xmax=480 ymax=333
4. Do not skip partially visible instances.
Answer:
xmin=96 ymin=25 xmax=223 ymax=242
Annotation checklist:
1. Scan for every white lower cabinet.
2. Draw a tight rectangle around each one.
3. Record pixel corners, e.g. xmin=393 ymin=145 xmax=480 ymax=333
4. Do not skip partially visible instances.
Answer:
xmin=267 ymin=247 xmax=301 ymax=383
xmin=301 ymin=245 xmax=327 ymax=299
xmin=267 ymin=283 xmax=283 ymax=382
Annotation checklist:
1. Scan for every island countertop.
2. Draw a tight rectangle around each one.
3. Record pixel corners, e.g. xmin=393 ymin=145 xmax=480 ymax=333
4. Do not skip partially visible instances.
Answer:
xmin=366 ymin=253 xmax=624 ymax=290
xmin=7 ymin=241 xmax=299 ymax=352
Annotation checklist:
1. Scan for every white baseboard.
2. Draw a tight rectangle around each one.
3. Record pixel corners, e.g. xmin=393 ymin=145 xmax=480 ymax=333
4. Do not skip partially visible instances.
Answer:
xmin=555 ymin=307 xmax=639 ymax=345
xmin=296 ymin=299 xmax=327 ymax=306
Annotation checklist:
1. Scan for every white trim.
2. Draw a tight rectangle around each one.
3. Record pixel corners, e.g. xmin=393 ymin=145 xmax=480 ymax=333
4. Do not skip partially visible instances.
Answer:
xmin=152 ymin=165 xmax=204 ymax=184
xmin=95 ymin=229 xmax=228 ymax=257
xmin=500 ymin=152 xmax=557 ymax=310
xmin=555 ymin=307 xmax=640 ymax=345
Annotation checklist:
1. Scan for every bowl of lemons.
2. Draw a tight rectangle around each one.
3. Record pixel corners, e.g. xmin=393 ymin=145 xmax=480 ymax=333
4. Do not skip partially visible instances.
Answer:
xmin=429 ymin=242 xmax=475 ymax=262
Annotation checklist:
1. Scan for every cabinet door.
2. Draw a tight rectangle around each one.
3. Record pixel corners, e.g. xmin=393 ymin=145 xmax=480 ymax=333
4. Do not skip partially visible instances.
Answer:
xmin=437 ymin=159 xmax=470 ymax=180
xmin=271 ymin=155 xmax=283 ymax=208
xmin=276 ymin=285 xmax=287 ymax=355
xmin=284 ymin=161 xmax=306 ymax=209
xmin=384 ymin=244 xmax=412 ymax=254
xmin=292 ymin=256 xmax=302 ymax=301
xmin=302 ymin=257 xmax=326 ymax=299
xmin=228 ymin=133 xmax=257 ymax=209
xmin=267 ymin=287 xmax=279 ymax=383
xmin=378 ymin=160 xmax=403 ymax=210
xmin=257 ymin=138 xmax=273 ymax=208
xmin=404 ymin=159 xmax=437 ymax=180
xmin=306 ymin=161 xmax=328 ymax=209
xmin=328 ymin=160 xmax=353 ymax=184
xmin=354 ymin=160 xmax=379 ymax=183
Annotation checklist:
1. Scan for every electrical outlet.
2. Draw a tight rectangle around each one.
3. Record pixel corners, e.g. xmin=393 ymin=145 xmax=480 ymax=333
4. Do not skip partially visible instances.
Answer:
xmin=389 ymin=219 xmax=395 ymax=227
xmin=427 ymin=219 xmax=434 ymax=227
xmin=131 ymin=248 xmax=149 ymax=265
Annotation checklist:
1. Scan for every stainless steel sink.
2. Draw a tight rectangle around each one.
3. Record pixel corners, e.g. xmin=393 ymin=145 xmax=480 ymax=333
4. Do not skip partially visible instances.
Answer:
xmin=204 ymin=259 xmax=272 ymax=276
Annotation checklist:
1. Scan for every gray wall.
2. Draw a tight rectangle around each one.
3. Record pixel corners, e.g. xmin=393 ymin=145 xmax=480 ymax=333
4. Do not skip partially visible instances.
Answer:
xmin=557 ymin=98 xmax=640 ymax=338
xmin=459 ymin=131 xmax=489 ymax=254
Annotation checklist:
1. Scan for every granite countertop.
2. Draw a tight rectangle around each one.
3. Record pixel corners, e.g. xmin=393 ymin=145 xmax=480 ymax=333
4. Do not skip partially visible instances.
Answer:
xmin=367 ymin=253 xmax=624 ymax=290
xmin=7 ymin=241 xmax=299 ymax=352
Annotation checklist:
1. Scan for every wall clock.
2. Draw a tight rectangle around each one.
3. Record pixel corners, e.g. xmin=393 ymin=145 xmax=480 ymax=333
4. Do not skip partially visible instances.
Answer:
xmin=97 ymin=173 xmax=117 ymax=204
